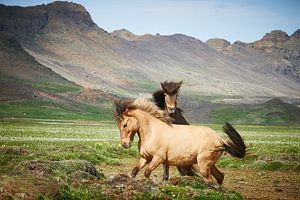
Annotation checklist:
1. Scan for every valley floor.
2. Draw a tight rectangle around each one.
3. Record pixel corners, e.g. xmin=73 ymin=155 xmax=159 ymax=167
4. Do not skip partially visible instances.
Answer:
xmin=99 ymin=159 xmax=300 ymax=200
xmin=0 ymin=119 xmax=299 ymax=199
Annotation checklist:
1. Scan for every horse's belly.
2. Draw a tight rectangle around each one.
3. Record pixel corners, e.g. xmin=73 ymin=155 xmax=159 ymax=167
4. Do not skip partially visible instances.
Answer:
xmin=167 ymin=153 xmax=197 ymax=166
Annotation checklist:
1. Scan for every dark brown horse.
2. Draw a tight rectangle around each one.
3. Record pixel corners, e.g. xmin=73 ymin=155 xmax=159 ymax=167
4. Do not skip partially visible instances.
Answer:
xmin=152 ymin=81 xmax=197 ymax=180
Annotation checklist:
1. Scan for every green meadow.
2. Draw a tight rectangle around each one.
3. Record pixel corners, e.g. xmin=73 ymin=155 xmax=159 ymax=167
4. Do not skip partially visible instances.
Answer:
xmin=0 ymin=98 xmax=112 ymax=121
xmin=0 ymin=118 xmax=299 ymax=199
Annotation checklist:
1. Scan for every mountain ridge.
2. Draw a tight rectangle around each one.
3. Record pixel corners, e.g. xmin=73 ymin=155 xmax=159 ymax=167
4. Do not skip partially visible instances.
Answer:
xmin=0 ymin=1 xmax=299 ymax=101
xmin=206 ymin=30 xmax=300 ymax=80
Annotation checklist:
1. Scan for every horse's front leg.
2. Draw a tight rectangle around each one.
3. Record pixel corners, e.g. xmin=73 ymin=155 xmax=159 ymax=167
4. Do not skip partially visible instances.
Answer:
xmin=144 ymin=156 xmax=163 ymax=178
xmin=131 ymin=157 xmax=148 ymax=178
xmin=163 ymin=163 xmax=169 ymax=181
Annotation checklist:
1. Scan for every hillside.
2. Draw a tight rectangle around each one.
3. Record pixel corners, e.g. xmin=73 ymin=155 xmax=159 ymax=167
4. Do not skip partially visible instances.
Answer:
xmin=0 ymin=2 xmax=299 ymax=100
xmin=0 ymin=32 xmax=112 ymax=120
xmin=0 ymin=1 xmax=299 ymax=124
xmin=0 ymin=32 xmax=81 ymax=101
xmin=207 ymin=98 xmax=300 ymax=125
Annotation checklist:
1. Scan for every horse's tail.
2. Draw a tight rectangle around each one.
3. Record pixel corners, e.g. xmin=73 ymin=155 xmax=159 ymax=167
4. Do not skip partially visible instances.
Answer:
xmin=221 ymin=122 xmax=246 ymax=158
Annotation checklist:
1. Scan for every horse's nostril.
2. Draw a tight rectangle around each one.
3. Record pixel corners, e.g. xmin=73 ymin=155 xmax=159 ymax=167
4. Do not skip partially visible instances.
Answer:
xmin=168 ymin=107 xmax=176 ymax=113
xmin=122 ymin=142 xmax=131 ymax=149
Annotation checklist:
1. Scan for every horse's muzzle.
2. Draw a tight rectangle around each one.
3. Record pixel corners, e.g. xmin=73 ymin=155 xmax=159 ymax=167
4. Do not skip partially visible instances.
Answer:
xmin=122 ymin=142 xmax=131 ymax=149
xmin=167 ymin=107 xmax=176 ymax=114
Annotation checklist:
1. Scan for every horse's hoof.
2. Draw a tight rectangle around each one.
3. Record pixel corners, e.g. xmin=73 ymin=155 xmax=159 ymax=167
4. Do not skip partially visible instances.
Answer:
xmin=206 ymin=183 xmax=221 ymax=190
xmin=144 ymin=169 xmax=152 ymax=178
xmin=131 ymin=173 xmax=136 ymax=179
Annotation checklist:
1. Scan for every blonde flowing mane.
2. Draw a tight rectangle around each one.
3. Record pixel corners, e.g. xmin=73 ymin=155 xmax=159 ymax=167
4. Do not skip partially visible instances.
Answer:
xmin=114 ymin=98 xmax=173 ymax=125
xmin=131 ymin=98 xmax=173 ymax=125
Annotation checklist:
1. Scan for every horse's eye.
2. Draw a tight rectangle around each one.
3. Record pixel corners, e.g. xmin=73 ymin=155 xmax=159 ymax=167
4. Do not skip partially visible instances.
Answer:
xmin=123 ymin=124 xmax=127 ymax=128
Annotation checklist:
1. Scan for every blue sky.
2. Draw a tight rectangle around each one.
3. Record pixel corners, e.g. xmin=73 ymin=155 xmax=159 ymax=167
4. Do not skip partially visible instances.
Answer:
xmin=1 ymin=0 xmax=299 ymax=43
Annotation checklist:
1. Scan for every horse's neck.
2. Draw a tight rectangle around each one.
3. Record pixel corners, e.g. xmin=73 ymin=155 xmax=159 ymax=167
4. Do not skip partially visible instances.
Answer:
xmin=132 ymin=110 xmax=159 ymax=143
xmin=170 ymin=109 xmax=189 ymax=125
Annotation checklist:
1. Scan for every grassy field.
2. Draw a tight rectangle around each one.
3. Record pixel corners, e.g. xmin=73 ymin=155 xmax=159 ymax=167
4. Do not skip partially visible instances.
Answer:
xmin=0 ymin=98 xmax=112 ymax=121
xmin=0 ymin=118 xmax=299 ymax=199
xmin=208 ymin=98 xmax=300 ymax=125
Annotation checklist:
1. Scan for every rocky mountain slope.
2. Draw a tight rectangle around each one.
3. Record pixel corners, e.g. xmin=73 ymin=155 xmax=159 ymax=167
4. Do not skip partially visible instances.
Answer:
xmin=0 ymin=32 xmax=114 ymax=120
xmin=0 ymin=32 xmax=81 ymax=101
xmin=0 ymin=1 xmax=299 ymax=101
xmin=206 ymin=30 xmax=300 ymax=81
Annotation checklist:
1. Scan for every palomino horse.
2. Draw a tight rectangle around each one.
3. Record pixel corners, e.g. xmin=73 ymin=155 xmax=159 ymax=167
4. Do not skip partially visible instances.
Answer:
xmin=114 ymin=98 xmax=246 ymax=185
xmin=153 ymin=81 xmax=196 ymax=180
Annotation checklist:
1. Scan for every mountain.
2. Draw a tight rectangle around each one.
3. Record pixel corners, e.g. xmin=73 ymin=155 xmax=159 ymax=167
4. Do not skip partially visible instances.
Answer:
xmin=0 ymin=32 xmax=81 ymax=101
xmin=250 ymin=30 xmax=300 ymax=79
xmin=0 ymin=31 xmax=114 ymax=120
xmin=206 ymin=30 xmax=300 ymax=80
xmin=0 ymin=1 xmax=299 ymax=102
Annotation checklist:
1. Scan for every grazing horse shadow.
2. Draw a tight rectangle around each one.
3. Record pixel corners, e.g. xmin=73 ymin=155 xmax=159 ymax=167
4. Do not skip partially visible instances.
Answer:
xmin=152 ymin=81 xmax=197 ymax=180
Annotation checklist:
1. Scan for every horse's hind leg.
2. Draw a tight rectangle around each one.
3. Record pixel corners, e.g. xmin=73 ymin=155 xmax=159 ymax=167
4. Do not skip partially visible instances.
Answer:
xmin=211 ymin=165 xmax=224 ymax=184
xmin=144 ymin=156 xmax=163 ymax=178
xmin=132 ymin=157 xmax=148 ymax=178
xmin=163 ymin=163 xmax=169 ymax=181
xmin=197 ymin=154 xmax=213 ymax=184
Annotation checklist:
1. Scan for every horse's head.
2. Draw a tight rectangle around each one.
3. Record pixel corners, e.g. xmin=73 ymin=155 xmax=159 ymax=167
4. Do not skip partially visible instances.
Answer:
xmin=117 ymin=112 xmax=139 ymax=149
xmin=161 ymin=81 xmax=182 ymax=114
xmin=114 ymin=99 xmax=139 ymax=149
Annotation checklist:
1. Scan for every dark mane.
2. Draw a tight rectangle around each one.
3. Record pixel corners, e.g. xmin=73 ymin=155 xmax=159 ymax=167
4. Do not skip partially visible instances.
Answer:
xmin=161 ymin=81 xmax=182 ymax=95
xmin=113 ymin=99 xmax=133 ymax=122
xmin=152 ymin=90 xmax=165 ymax=109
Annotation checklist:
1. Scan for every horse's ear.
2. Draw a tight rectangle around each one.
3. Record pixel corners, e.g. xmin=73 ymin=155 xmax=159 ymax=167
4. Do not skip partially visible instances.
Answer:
xmin=122 ymin=108 xmax=132 ymax=117
xmin=160 ymin=82 xmax=165 ymax=91
xmin=122 ymin=108 xmax=129 ymax=115
xmin=176 ymin=81 xmax=183 ymax=94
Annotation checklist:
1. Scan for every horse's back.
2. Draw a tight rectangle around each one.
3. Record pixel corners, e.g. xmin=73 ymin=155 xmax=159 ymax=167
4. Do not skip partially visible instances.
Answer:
xmin=162 ymin=124 xmax=222 ymax=166
xmin=168 ymin=125 xmax=222 ymax=150
xmin=172 ymin=125 xmax=220 ymax=138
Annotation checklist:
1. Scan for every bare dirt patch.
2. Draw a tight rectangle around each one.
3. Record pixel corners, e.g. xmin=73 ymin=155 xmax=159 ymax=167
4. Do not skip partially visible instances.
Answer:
xmin=222 ymin=169 xmax=300 ymax=200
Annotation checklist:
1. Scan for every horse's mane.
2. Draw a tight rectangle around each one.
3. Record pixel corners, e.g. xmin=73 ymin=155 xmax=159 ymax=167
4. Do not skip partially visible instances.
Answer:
xmin=152 ymin=90 xmax=165 ymax=109
xmin=113 ymin=98 xmax=133 ymax=123
xmin=131 ymin=98 xmax=173 ymax=125
xmin=161 ymin=81 xmax=182 ymax=95
xmin=114 ymin=98 xmax=173 ymax=125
